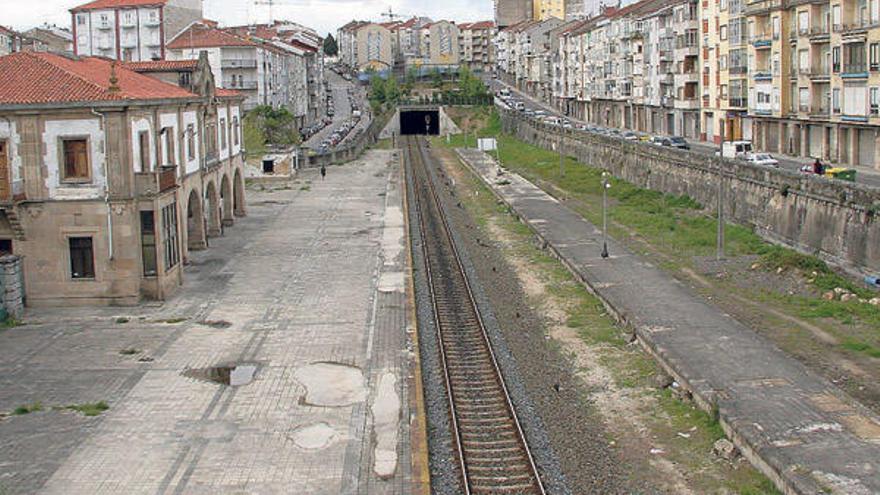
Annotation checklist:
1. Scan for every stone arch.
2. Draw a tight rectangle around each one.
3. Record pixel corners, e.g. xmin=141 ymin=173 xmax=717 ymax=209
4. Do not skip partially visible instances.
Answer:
xmin=187 ymin=188 xmax=206 ymax=251
xmin=205 ymin=180 xmax=221 ymax=237
xmin=233 ymin=168 xmax=246 ymax=217
xmin=220 ymin=174 xmax=233 ymax=227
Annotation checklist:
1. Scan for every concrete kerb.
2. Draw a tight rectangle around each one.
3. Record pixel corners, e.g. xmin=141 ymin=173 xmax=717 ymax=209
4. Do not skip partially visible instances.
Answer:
xmin=401 ymin=145 xmax=433 ymax=495
xmin=453 ymin=148 xmax=823 ymax=495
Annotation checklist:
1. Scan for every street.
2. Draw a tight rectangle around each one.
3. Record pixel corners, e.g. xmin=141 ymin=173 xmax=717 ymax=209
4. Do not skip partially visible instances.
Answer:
xmin=488 ymin=78 xmax=880 ymax=188
xmin=304 ymin=70 xmax=368 ymax=152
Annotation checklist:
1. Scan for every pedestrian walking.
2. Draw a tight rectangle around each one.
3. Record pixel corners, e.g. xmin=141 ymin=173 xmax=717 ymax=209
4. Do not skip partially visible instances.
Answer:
xmin=320 ymin=164 xmax=326 ymax=180
xmin=812 ymin=158 xmax=824 ymax=175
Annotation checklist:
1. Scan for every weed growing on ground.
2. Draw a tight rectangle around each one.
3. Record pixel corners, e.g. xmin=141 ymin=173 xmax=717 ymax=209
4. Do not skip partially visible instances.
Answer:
xmin=442 ymin=108 xmax=879 ymax=360
xmin=12 ymin=402 xmax=43 ymax=415
xmin=119 ymin=348 xmax=140 ymax=355
xmin=60 ymin=402 xmax=109 ymax=417
xmin=435 ymin=140 xmax=778 ymax=494
xmin=300 ymin=185 xmax=311 ymax=191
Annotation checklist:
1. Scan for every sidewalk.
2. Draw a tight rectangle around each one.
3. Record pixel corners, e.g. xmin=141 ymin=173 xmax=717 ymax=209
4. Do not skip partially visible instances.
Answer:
xmin=491 ymin=78 xmax=880 ymax=187
xmin=456 ymin=147 xmax=880 ymax=495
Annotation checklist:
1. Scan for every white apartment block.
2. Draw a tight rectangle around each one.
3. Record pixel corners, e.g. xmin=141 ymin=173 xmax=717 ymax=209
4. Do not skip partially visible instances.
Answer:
xmin=70 ymin=0 xmax=202 ymax=62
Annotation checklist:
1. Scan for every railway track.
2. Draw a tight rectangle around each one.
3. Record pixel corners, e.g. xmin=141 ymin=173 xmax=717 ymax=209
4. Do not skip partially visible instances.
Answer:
xmin=405 ymin=135 xmax=546 ymax=495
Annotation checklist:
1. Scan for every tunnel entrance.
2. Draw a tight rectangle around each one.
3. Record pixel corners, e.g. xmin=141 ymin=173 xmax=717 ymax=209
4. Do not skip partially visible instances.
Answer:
xmin=400 ymin=109 xmax=440 ymax=135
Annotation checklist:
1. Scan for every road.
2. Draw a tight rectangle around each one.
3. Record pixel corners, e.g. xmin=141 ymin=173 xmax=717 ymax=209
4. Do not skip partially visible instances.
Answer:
xmin=304 ymin=70 xmax=367 ymax=152
xmin=488 ymin=78 xmax=880 ymax=188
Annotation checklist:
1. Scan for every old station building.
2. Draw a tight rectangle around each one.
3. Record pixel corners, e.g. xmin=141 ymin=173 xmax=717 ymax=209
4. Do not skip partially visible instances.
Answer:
xmin=0 ymin=50 xmax=246 ymax=306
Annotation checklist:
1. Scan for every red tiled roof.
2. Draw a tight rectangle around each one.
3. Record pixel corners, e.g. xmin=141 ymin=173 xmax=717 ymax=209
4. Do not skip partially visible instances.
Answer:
xmin=0 ymin=51 xmax=196 ymax=106
xmin=71 ymin=0 xmax=166 ymax=12
xmin=167 ymin=23 xmax=257 ymax=50
xmin=123 ymin=59 xmax=198 ymax=71
xmin=287 ymin=39 xmax=316 ymax=52
xmin=216 ymin=88 xmax=242 ymax=97
xmin=463 ymin=20 xmax=495 ymax=30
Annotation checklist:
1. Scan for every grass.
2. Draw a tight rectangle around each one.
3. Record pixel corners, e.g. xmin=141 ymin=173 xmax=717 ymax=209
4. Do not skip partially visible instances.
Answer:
xmin=435 ymin=140 xmax=779 ymax=494
xmin=60 ymin=401 xmax=109 ymax=417
xmin=119 ymin=348 xmax=140 ymax=355
xmin=115 ymin=317 xmax=130 ymax=324
xmin=300 ymin=185 xmax=311 ymax=191
xmin=439 ymin=107 xmax=880 ymax=361
xmin=12 ymin=402 xmax=43 ymax=415
xmin=154 ymin=317 xmax=188 ymax=324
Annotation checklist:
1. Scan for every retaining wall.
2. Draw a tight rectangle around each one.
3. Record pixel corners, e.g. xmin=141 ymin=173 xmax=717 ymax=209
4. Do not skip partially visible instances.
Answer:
xmin=501 ymin=109 xmax=880 ymax=276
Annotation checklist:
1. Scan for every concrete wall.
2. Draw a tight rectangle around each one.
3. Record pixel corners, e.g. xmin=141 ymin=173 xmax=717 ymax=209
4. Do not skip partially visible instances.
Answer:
xmin=501 ymin=109 xmax=880 ymax=276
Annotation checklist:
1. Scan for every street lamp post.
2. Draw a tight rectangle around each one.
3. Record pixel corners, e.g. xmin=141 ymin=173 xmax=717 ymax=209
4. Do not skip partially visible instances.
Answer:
xmin=558 ymin=134 xmax=565 ymax=177
xmin=601 ymin=171 xmax=610 ymax=258
xmin=717 ymin=129 xmax=725 ymax=261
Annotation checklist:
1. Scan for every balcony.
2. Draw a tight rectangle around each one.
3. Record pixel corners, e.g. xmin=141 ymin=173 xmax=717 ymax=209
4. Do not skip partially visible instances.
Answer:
xmin=221 ymin=59 xmax=258 ymax=69
xmin=809 ymin=25 xmax=830 ymax=41
xmin=809 ymin=67 xmax=830 ymax=80
xmin=753 ymin=70 xmax=772 ymax=80
xmin=120 ymin=18 xmax=136 ymax=28
xmin=842 ymin=63 xmax=868 ymax=78
xmin=674 ymin=97 xmax=701 ymax=109
xmin=745 ymin=0 xmax=782 ymax=16
xmin=751 ymin=34 xmax=772 ymax=48
xmin=120 ymin=37 xmax=137 ymax=48
xmin=729 ymin=96 xmax=748 ymax=108
xmin=134 ymin=167 xmax=177 ymax=196
xmin=729 ymin=65 xmax=749 ymax=75
xmin=225 ymin=80 xmax=258 ymax=89
xmin=97 ymin=22 xmax=112 ymax=30
xmin=144 ymin=17 xmax=160 ymax=27
xmin=809 ymin=107 xmax=830 ymax=116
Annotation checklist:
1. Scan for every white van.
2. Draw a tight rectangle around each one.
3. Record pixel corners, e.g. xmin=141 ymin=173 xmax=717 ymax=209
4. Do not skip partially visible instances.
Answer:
xmin=498 ymin=88 xmax=511 ymax=98
xmin=719 ymin=140 xmax=752 ymax=159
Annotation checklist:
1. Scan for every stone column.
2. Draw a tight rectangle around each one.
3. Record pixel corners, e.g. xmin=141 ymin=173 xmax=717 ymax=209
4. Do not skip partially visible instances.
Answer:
xmin=849 ymin=126 xmax=859 ymax=166
xmin=801 ymin=124 xmax=809 ymax=157
xmin=778 ymin=121 xmax=786 ymax=154
xmin=0 ymin=255 xmax=24 ymax=318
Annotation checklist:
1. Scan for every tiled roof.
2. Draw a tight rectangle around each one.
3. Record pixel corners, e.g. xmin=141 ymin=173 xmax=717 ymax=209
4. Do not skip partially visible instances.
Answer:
xmin=70 ymin=0 xmax=166 ymax=12
xmin=215 ymin=88 xmax=242 ymax=98
xmin=287 ymin=39 xmax=316 ymax=52
xmin=123 ymin=59 xmax=198 ymax=71
xmin=166 ymin=23 xmax=257 ymax=50
xmin=463 ymin=20 xmax=495 ymax=30
xmin=0 ymin=51 xmax=196 ymax=106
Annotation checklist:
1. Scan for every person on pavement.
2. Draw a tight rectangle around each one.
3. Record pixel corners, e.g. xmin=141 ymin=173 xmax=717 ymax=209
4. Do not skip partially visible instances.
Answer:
xmin=813 ymin=158 xmax=824 ymax=175
xmin=320 ymin=165 xmax=326 ymax=180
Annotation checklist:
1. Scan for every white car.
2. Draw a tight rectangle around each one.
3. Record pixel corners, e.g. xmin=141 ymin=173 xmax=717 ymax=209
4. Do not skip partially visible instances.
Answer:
xmin=743 ymin=152 xmax=779 ymax=167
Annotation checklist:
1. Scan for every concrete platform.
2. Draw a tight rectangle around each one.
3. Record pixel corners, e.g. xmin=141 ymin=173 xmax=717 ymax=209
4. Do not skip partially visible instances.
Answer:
xmin=0 ymin=151 xmax=424 ymax=494
xmin=457 ymin=148 xmax=880 ymax=495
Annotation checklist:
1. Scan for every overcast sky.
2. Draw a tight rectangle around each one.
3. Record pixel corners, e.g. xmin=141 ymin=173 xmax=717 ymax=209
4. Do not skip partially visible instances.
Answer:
xmin=4 ymin=0 xmax=494 ymax=36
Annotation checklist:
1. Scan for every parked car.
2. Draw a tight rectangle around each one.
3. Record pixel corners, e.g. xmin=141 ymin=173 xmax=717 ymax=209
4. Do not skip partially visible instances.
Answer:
xmin=667 ymin=136 xmax=690 ymax=150
xmin=742 ymin=152 xmax=779 ymax=167
xmin=622 ymin=131 xmax=640 ymax=141
xmin=717 ymin=140 xmax=752 ymax=158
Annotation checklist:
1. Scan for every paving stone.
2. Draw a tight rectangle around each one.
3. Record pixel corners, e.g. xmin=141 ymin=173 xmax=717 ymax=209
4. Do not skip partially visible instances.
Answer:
xmin=0 ymin=151 xmax=416 ymax=495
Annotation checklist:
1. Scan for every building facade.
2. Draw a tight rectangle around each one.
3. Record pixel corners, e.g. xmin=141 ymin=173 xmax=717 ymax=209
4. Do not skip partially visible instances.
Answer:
xmin=0 ymin=51 xmax=246 ymax=306
xmin=23 ymin=25 xmax=74 ymax=53
xmin=496 ymin=0 xmax=534 ymax=28
xmin=458 ymin=21 xmax=497 ymax=72
xmin=70 ymin=0 xmax=202 ymax=62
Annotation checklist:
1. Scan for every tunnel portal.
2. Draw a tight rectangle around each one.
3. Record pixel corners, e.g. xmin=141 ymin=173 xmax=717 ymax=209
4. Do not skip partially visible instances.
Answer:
xmin=399 ymin=109 xmax=440 ymax=135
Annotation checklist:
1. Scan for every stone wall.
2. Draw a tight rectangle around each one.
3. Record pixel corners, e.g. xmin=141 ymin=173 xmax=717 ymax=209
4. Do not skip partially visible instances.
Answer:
xmin=500 ymin=109 xmax=880 ymax=276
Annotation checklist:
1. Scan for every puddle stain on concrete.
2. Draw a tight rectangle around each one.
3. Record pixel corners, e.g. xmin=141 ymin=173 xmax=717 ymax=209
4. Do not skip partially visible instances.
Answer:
xmin=294 ymin=362 xmax=367 ymax=407
xmin=290 ymin=422 xmax=338 ymax=450
xmin=371 ymin=371 xmax=400 ymax=478
xmin=182 ymin=364 xmax=258 ymax=386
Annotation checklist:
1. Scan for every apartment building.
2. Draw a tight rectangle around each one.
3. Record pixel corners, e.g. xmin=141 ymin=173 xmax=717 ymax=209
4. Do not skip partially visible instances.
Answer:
xmin=337 ymin=20 xmax=368 ymax=68
xmin=534 ymin=0 xmax=566 ymax=21
xmin=744 ymin=0 xmax=880 ymax=166
xmin=496 ymin=0 xmax=534 ymax=28
xmin=458 ymin=21 xmax=497 ymax=72
xmin=23 ymin=25 xmax=74 ymax=53
xmin=70 ymin=0 xmax=202 ymax=62
xmin=0 ymin=26 xmax=48 ymax=56
xmin=700 ymin=0 xmax=751 ymax=142
xmin=0 ymin=51 xmax=246 ymax=305
xmin=354 ymin=23 xmax=395 ymax=71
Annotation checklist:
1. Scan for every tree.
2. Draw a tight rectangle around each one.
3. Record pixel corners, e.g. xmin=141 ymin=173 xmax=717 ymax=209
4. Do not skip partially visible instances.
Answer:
xmin=323 ymin=34 xmax=338 ymax=56
xmin=369 ymin=75 xmax=386 ymax=104
xmin=244 ymin=106 xmax=300 ymax=152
